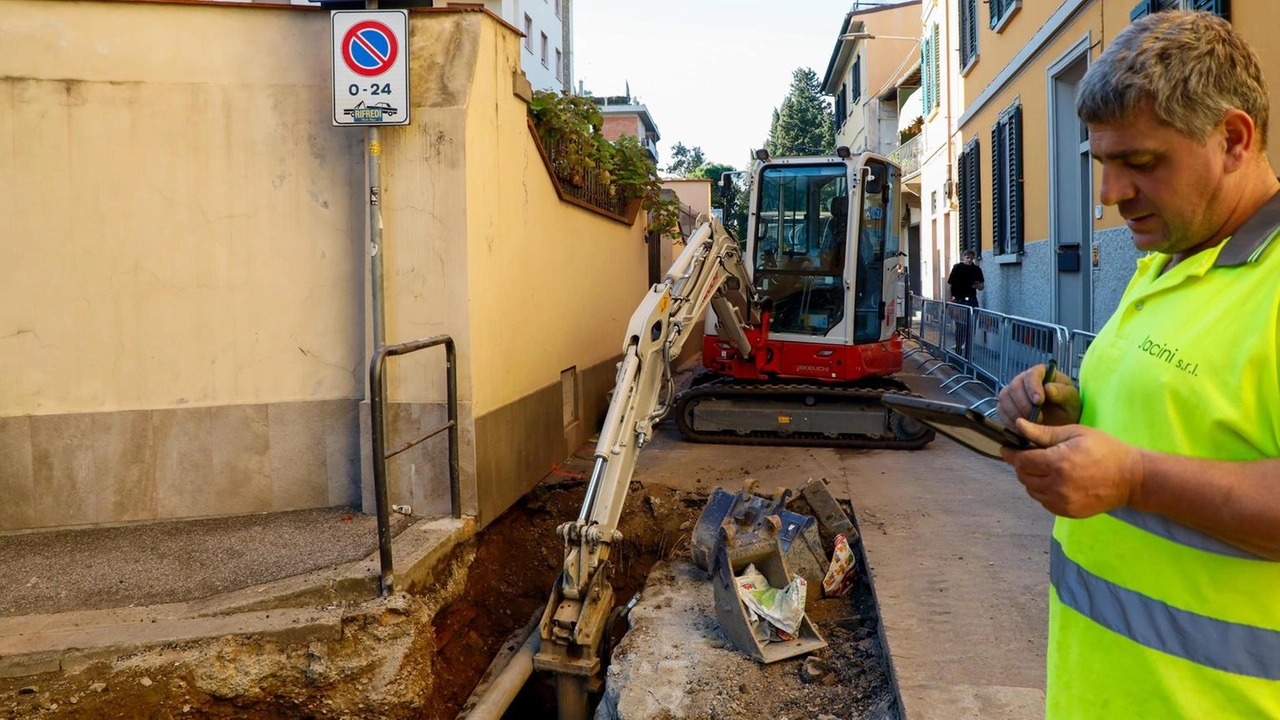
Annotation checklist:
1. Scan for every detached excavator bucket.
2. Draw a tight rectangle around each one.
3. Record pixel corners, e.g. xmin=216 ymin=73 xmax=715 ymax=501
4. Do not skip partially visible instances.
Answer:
xmin=710 ymin=523 xmax=827 ymax=663
xmin=692 ymin=484 xmax=828 ymax=604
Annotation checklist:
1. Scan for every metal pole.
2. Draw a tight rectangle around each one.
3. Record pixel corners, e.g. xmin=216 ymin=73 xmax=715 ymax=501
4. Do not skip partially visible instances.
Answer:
xmin=369 ymin=126 xmax=384 ymax=351
xmin=367 ymin=0 xmax=384 ymax=351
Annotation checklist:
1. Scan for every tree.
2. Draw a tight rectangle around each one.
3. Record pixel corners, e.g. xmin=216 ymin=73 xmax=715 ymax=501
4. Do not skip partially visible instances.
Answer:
xmin=765 ymin=68 xmax=834 ymax=157
xmin=690 ymin=162 xmax=737 ymax=210
xmin=664 ymin=142 xmax=707 ymax=178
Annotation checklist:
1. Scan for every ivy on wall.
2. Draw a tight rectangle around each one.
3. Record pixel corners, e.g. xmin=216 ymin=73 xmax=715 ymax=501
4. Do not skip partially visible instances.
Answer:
xmin=529 ymin=90 xmax=680 ymax=240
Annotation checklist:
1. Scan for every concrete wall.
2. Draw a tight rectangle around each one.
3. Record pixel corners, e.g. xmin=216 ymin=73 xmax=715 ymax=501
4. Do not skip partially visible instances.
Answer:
xmin=365 ymin=12 xmax=646 ymax=526
xmin=0 ymin=1 xmax=366 ymax=532
xmin=0 ymin=2 xmax=646 ymax=532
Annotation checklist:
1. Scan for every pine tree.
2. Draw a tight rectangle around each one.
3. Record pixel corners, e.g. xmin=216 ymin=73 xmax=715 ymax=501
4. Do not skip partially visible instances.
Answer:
xmin=765 ymin=68 xmax=834 ymax=157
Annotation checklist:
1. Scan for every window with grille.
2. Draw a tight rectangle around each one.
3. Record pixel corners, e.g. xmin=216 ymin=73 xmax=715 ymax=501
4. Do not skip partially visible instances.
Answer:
xmin=1131 ymin=0 xmax=1229 ymax=20
xmin=990 ymin=102 xmax=1023 ymax=256
xmin=989 ymin=0 xmax=1020 ymax=31
xmin=523 ymin=15 xmax=533 ymax=50
xmin=958 ymin=139 xmax=981 ymax=255
xmin=920 ymin=24 xmax=940 ymax=113
xmin=959 ymin=0 xmax=978 ymax=70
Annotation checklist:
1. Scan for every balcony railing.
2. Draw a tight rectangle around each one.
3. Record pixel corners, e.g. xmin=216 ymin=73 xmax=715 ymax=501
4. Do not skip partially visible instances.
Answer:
xmin=889 ymin=134 xmax=922 ymax=177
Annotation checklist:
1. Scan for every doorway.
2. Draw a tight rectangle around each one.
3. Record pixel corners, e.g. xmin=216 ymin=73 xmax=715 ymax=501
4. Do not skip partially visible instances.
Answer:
xmin=1049 ymin=39 xmax=1093 ymax=331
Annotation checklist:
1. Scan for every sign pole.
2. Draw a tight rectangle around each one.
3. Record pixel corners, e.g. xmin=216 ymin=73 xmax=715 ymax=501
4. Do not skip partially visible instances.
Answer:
xmin=366 ymin=0 xmax=384 ymax=352
xmin=333 ymin=0 xmax=407 ymax=598
xmin=369 ymin=125 xmax=384 ymax=351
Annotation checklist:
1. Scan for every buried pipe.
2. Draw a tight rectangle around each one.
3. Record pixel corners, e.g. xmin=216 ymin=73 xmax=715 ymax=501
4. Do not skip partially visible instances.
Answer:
xmin=464 ymin=625 xmax=540 ymax=720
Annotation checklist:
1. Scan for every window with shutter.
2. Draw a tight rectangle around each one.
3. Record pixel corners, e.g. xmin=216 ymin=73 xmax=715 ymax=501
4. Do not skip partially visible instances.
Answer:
xmin=990 ymin=103 xmax=1024 ymax=256
xmin=959 ymin=0 xmax=978 ymax=70
xmin=989 ymin=0 xmax=1019 ymax=30
xmin=991 ymin=121 xmax=1006 ymax=255
xmin=920 ymin=35 xmax=933 ymax=112
xmin=959 ymin=139 xmax=981 ymax=255
xmin=1133 ymin=0 xmax=1228 ymax=21
xmin=852 ymin=56 xmax=862 ymax=103
xmin=930 ymin=24 xmax=940 ymax=109
xmin=1005 ymin=104 xmax=1024 ymax=254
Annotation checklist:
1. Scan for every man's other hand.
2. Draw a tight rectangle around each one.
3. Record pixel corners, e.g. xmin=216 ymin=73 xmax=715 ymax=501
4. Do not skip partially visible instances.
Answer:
xmin=997 ymin=364 xmax=1081 ymax=427
xmin=1000 ymin=421 xmax=1144 ymax=519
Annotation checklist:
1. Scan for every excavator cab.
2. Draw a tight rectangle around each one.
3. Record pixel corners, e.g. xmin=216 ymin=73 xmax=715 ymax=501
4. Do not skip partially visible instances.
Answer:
xmin=745 ymin=154 xmax=902 ymax=346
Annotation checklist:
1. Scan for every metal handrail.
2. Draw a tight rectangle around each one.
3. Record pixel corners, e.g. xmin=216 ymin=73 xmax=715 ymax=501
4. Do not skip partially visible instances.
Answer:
xmin=369 ymin=334 xmax=460 ymax=597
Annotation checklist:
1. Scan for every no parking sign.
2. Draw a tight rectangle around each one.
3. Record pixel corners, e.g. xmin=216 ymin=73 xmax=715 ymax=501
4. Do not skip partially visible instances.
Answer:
xmin=332 ymin=10 xmax=410 ymax=126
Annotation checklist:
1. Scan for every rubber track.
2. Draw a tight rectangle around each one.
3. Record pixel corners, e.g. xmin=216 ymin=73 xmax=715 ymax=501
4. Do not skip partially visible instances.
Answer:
xmin=673 ymin=381 xmax=936 ymax=450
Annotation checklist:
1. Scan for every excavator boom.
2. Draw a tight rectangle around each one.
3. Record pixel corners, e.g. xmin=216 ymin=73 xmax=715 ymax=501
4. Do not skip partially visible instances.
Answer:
xmin=532 ymin=216 xmax=759 ymax=715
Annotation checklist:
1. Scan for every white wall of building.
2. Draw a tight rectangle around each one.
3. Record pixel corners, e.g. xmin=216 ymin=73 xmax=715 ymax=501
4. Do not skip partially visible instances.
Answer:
xmin=438 ymin=0 xmax=568 ymax=92
xmin=917 ymin=0 xmax=961 ymax=300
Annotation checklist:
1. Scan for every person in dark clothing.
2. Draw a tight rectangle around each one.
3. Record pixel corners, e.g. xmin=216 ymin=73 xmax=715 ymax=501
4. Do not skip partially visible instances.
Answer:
xmin=947 ymin=249 xmax=984 ymax=355
xmin=947 ymin=249 xmax=985 ymax=306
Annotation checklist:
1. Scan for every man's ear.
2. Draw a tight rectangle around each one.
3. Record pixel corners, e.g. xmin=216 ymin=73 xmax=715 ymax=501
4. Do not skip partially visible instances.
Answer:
xmin=1221 ymin=108 xmax=1257 ymax=172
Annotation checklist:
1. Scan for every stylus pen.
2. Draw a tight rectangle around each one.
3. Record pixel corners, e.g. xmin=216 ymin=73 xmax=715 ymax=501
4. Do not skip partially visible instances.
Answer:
xmin=1029 ymin=359 xmax=1058 ymax=424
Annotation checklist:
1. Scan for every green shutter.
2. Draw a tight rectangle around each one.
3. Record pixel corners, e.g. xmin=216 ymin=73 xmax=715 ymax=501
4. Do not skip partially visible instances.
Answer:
xmin=931 ymin=24 xmax=940 ymax=108
xmin=961 ymin=0 xmax=978 ymax=67
xmin=1130 ymin=0 xmax=1153 ymax=20
xmin=991 ymin=121 xmax=1005 ymax=254
xmin=1006 ymin=104 xmax=1024 ymax=254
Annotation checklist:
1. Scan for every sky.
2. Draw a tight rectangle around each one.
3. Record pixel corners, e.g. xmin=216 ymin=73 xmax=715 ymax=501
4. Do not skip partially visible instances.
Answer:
xmin=573 ymin=0 xmax=894 ymax=170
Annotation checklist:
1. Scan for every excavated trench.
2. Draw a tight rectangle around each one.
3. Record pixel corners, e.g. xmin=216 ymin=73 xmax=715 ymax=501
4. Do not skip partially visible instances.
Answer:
xmin=0 ymin=478 xmax=897 ymax=719
xmin=424 ymin=476 xmax=706 ymax=719
xmin=426 ymin=479 xmax=901 ymax=719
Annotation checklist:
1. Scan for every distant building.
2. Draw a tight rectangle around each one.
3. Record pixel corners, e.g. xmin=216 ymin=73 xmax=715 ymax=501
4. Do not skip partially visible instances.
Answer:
xmin=592 ymin=93 xmax=661 ymax=165
xmin=433 ymin=0 xmax=573 ymax=93
xmin=821 ymin=1 xmax=922 ymax=155
xmin=268 ymin=0 xmax=573 ymax=93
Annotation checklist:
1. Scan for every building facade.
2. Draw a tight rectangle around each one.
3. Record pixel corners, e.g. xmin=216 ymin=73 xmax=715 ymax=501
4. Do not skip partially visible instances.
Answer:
xmin=594 ymin=95 xmax=662 ymax=165
xmin=822 ymin=1 xmax=922 ymax=155
xmin=953 ymin=0 xmax=1255 ymax=332
xmin=435 ymin=0 xmax=572 ymax=93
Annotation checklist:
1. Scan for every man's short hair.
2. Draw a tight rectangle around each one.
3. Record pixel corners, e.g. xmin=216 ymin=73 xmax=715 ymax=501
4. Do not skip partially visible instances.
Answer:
xmin=1076 ymin=11 xmax=1269 ymax=148
xmin=962 ymin=249 xmax=976 ymax=259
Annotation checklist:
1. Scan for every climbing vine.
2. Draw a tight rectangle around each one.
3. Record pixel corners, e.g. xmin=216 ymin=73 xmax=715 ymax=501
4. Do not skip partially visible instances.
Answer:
xmin=529 ymin=90 xmax=680 ymax=240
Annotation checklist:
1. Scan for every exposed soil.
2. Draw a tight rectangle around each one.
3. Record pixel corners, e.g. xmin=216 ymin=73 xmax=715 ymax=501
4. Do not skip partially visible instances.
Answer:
xmin=425 ymin=476 xmax=705 ymax=719
xmin=0 ymin=476 xmax=895 ymax=720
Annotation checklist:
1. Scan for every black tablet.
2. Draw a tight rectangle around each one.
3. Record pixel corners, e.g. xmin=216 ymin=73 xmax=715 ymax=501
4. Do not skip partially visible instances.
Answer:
xmin=881 ymin=394 xmax=1036 ymax=459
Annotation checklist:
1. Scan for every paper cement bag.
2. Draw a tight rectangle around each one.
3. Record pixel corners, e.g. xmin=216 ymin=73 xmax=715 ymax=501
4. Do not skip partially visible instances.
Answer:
xmin=734 ymin=563 xmax=807 ymax=636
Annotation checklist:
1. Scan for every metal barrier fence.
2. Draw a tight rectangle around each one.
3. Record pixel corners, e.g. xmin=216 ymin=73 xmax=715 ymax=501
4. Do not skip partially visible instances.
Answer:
xmin=1067 ymin=329 xmax=1098 ymax=381
xmin=904 ymin=294 xmax=1087 ymax=413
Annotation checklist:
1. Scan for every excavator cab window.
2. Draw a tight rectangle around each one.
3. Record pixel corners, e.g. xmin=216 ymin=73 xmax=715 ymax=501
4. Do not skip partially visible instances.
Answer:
xmin=751 ymin=164 xmax=849 ymax=337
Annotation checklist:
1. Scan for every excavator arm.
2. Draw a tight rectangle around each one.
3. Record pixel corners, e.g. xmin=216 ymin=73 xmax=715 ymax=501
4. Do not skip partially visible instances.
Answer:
xmin=533 ymin=216 xmax=759 ymax=714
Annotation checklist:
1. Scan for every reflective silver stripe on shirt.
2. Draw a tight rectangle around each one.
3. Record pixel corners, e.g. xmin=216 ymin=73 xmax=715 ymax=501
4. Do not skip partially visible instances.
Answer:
xmin=1051 ymin=538 xmax=1280 ymax=680
xmin=1108 ymin=507 xmax=1265 ymax=561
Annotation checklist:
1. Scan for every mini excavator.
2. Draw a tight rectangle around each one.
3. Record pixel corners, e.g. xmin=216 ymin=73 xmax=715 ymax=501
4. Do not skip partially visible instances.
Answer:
xmin=533 ymin=150 xmax=933 ymax=718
